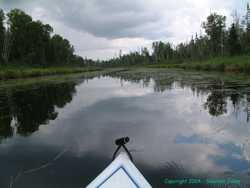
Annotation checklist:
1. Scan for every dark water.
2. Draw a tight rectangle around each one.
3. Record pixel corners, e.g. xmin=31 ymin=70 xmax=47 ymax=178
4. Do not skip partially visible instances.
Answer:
xmin=0 ymin=69 xmax=250 ymax=188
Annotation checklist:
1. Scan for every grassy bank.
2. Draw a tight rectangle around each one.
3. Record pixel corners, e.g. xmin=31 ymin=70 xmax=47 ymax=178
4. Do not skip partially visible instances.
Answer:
xmin=147 ymin=55 xmax=250 ymax=73
xmin=0 ymin=65 xmax=102 ymax=80
xmin=2 ymin=55 xmax=250 ymax=80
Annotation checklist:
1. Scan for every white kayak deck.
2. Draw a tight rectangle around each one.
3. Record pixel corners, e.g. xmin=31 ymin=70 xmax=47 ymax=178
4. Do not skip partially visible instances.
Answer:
xmin=86 ymin=152 xmax=152 ymax=188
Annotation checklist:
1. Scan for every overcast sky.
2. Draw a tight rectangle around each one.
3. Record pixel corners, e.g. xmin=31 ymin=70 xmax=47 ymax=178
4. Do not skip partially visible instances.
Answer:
xmin=0 ymin=0 xmax=249 ymax=60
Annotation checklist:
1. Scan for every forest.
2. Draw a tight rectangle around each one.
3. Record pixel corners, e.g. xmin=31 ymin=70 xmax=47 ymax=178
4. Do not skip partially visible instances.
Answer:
xmin=103 ymin=4 xmax=250 ymax=68
xmin=0 ymin=6 xmax=250 ymax=73
xmin=0 ymin=9 xmax=95 ymax=66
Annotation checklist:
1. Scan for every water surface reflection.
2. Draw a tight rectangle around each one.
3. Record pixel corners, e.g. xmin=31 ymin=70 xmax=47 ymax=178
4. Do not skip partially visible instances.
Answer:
xmin=0 ymin=70 xmax=250 ymax=187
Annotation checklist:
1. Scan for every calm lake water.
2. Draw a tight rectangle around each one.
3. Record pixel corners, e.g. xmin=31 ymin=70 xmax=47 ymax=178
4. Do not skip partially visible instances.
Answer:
xmin=0 ymin=69 xmax=250 ymax=188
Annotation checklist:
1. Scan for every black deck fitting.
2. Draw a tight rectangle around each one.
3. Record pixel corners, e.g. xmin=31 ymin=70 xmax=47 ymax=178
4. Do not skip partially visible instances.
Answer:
xmin=112 ymin=137 xmax=133 ymax=162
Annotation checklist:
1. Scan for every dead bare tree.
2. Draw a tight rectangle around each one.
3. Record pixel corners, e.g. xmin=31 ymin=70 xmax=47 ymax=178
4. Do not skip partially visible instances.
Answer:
xmin=2 ymin=27 xmax=13 ymax=64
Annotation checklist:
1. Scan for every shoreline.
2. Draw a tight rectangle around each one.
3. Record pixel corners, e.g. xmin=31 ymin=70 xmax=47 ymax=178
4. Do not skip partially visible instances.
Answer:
xmin=1 ymin=54 xmax=250 ymax=81
xmin=0 ymin=66 xmax=103 ymax=80
xmin=147 ymin=55 xmax=250 ymax=73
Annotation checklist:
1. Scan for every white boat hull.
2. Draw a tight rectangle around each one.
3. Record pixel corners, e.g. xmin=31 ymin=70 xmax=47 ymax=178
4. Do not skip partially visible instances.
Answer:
xmin=86 ymin=152 xmax=152 ymax=188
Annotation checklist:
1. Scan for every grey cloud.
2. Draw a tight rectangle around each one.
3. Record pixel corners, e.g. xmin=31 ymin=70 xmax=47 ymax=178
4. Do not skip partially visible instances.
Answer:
xmin=44 ymin=0 xmax=166 ymax=39
xmin=1 ymin=0 xmax=169 ymax=39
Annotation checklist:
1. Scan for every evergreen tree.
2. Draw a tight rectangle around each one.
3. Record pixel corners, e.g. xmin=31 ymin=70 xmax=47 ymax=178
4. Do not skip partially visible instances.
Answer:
xmin=202 ymin=13 xmax=226 ymax=56
xmin=241 ymin=4 xmax=250 ymax=54
xmin=0 ymin=9 xmax=5 ymax=63
xmin=228 ymin=23 xmax=241 ymax=56
xmin=2 ymin=9 xmax=81 ymax=66
xmin=7 ymin=9 xmax=32 ymax=62
xmin=242 ymin=23 xmax=250 ymax=54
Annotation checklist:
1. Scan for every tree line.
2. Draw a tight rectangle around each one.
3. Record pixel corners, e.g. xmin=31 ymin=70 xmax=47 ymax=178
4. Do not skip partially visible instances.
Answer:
xmin=1 ymin=7 xmax=249 ymax=67
xmin=104 ymin=4 xmax=250 ymax=66
xmin=0 ymin=9 xmax=94 ymax=66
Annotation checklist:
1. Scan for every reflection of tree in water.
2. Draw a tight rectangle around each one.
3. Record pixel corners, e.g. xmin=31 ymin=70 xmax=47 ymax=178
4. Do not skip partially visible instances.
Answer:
xmin=0 ymin=98 xmax=12 ymax=138
xmin=154 ymin=78 xmax=174 ymax=92
xmin=106 ymin=71 xmax=152 ymax=87
xmin=230 ymin=92 xmax=242 ymax=108
xmin=106 ymin=71 xmax=250 ymax=120
xmin=0 ymin=82 xmax=76 ymax=140
xmin=204 ymin=85 xmax=227 ymax=117
xmin=204 ymin=82 xmax=227 ymax=116
xmin=106 ymin=71 xmax=175 ymax=92
xmin=246 ymin=95 xmax=250 ymax=122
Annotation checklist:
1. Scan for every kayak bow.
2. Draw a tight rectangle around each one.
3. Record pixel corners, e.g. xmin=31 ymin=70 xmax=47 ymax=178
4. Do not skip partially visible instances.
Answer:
xmin=86 ymin=137 xmax=152 ymax=188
